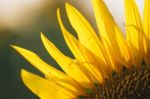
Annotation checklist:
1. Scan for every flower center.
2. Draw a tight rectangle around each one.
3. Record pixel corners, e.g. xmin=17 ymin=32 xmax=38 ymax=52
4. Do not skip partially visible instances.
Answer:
xmin=82 ymin=64 xmax=150 ymax=99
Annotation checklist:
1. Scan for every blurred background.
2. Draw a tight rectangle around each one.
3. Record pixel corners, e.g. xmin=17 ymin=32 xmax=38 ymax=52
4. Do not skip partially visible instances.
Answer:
xmin=0 ymin=0 xmax=143 ymax=99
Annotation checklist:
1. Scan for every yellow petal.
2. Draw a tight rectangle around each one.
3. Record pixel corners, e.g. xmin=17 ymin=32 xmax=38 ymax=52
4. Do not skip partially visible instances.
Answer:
xmin=11 ymin=45 xmax=83 ymax=95
xmin=41 ymin=32 xmax=93 ymax=88
xmin=124 ymin=0 xmax=144 ymax=66
xmin=101 ymin=38 xmax=122 ymax=72
xmin=65 ymin=3 xmax=107 ymax=65
xmin=124 ymin=0 xmax=143 ymax=46
xmin=114 ymin=26 xmax=132 ymax=67
xmin=143 ymin=0 xmax=150 ymax=40
xmin=57 ymin=8 xmax=112 ymax=82
xmin=143 ymin=0 xmax=150 ymax=64
xmin=92 ymin=0 xmax=131 ymax=69
xmin=92 ymin=0 xmax=115 ymax=44
xmin=21 ymin=69 xmax=76 ymax=99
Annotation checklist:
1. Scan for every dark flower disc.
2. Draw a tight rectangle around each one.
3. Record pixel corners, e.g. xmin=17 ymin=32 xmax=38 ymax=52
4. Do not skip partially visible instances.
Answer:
xmin=83 ymin=64 xmax=150 ymax=99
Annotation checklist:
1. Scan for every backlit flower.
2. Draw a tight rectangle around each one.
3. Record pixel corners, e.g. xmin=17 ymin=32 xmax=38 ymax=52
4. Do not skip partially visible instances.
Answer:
xmin=12 ymin=0 xmax=150 ymax=98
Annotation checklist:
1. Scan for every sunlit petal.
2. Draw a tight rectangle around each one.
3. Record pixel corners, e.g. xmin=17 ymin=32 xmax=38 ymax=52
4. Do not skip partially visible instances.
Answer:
xmin=143 ymin=0 xmax=150 ymax=64
xmin=41 ymin=32 xmax=93 ymax=88
xmin=21 ymin=69 xmax=76 ymax=99
xmin=92 ymin=0 xmax=131 ymax=69
xmin=66 ymin=3 xmax=107 ymax=65
xmin=57 ymin=8 xmax=109 ymax=82
xmin=12 ymin=45 xmax=83 ymax=95
xmin=124 ymin=0 xmax=144 ymax=66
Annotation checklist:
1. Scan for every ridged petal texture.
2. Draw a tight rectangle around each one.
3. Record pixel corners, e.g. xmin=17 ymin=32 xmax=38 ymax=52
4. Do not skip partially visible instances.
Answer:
xmin=12 ymin=0 xmax=150 ymax=98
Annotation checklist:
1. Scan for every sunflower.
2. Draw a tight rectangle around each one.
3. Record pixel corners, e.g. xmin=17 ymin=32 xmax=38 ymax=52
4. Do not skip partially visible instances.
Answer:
xmin=12 ymin=0 xmax=150 ymax=98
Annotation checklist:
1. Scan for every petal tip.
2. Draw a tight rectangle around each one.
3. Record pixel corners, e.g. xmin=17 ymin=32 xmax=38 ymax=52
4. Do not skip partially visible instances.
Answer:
xmin=40 ymin=32 xmax=45 ymax=40
xmin=11 ymin=45 xmax=20 ymax=51
xmin=65 ymin=2 xmax=71 ymax=9
xmin=21 ymin=69 xmax=27 ymax=76
xmin=65 ymin=3 xmax=75 ymax=14
xmin=21 ymin=69 xmax=30 ymax=80
xmin=56 ymin=8 xmax=60 ymax=15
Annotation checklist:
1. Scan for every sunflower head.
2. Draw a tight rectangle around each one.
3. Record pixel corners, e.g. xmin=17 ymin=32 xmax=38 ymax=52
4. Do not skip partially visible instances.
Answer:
xmin=12 ymin=0 xmax=150 ymax=98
